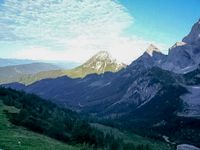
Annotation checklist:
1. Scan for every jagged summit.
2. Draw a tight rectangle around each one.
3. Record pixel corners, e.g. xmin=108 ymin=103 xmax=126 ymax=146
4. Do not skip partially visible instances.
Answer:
xmin=182 ymin=19 xmax=200 ymax=44
xmin=146 ymin=44 xmax=160 ymax=56
xmin=162 ymin=19 xmax=200 ymax=73
xmin=129 ymin=44 xmax=166 ymax=70
xmin=89 ymin=51 xmax=112 ymax=61
xmin=171 ymin=41 xmax=186 ymax=49
xmin=78 ymin=51 xmax=126 ymax=74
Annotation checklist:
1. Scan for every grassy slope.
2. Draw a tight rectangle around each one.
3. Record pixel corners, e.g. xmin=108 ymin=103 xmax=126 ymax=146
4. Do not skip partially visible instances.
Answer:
xmin=19 ymin=67 xmax=118 ymax=85
xmin=0 ymin=101 xmax=80 ymax=150
xmin=0 ymin=99 xmax=172 ymax=150
xmin=7 ymin=59 xmax=124 ymax=85
xmin=91 ymin=123 xmax=172 ymax=150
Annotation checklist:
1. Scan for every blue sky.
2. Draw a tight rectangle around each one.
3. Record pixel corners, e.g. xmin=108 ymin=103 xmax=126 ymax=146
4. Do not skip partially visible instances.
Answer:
xmin=0 ymin=0 xmax=200 ymax=64
xmin=120 ymin=0 xmax=200 ymax=48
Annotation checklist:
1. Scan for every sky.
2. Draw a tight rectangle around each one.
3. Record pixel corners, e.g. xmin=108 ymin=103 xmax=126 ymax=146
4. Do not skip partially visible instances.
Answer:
xmin=0 ymin=0 xmax=200 ymax=64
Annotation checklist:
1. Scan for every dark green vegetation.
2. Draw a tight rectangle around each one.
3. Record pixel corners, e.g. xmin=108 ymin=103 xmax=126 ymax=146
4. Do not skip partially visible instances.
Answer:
xmin=0 ymin=88 xmax=118 ymax=149
xmin=0 ymin=100 xmax=80 ymax=150
xmin=91 ymin=123 xmax=172 ymax=150
xmin=182 ymin=67 xmax=200 ymax=85
xmin=0 ymin=88 xmax=171 ymax=150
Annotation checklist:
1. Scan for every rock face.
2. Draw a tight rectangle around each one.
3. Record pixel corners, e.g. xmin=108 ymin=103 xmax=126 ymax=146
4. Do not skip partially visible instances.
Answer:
xmin=177 ymin=144 xmax=200 ymax=150
xmin=129 ymin=44 xmax=166 ymax=70
xmin=183 ymin=19 xmax=200 ymax=45
xmin=178 ymin=86 xmax=200 ymax=118
xmin=162 ymin=19 xmax=200 ymax=73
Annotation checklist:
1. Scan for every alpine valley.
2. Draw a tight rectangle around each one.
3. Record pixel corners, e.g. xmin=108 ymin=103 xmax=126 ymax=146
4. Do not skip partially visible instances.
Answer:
xmin=1 ymin=19 xmax=200 ymax=150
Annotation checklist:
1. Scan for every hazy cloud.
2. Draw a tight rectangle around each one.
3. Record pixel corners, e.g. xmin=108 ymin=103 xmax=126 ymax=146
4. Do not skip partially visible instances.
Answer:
xmin=0 ymin=0 xmax=162 ymax=64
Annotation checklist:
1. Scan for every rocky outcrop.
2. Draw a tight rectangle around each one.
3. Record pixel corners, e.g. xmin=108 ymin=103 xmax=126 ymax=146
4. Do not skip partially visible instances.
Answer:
xmin=162 ymin=19 xmax=200 ymax=73
xmin=177 ymin=144 xmax=200 ymax=150
xmin=178 ymin=86 xmax=200 ymax=119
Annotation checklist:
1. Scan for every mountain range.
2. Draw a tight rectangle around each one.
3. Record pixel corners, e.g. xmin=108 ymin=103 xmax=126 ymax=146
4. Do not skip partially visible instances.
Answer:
xmin=2 ymin=19 xmax=200 ymax=148
xmin=0 ymin=58 xmax=36 ymax=67
xmin=0 ymin=51 xmax=126 ymax=85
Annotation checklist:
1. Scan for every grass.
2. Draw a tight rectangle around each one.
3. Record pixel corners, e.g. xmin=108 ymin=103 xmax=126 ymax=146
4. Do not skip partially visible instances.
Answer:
xmin=0 ymin=99 xmax=173 ymax=150
xmin=0 ymin=100 xmax=80 ymax=150
xmin=91 ymin=123 xmax=172 ymax=150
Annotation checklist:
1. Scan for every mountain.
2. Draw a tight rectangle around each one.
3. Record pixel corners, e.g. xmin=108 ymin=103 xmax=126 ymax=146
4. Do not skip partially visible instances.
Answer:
xmin=0 ymin=87 xmax=170 ymax=150
xmin=4 ymin=20 xmax=200 ymax=147
xmin=162 ymin=19 xmax=200 ymax=73
xmin=0 ymin=88 xmax=121 ymax=149
xmin=70 ymin=51 xmax=126 ymax=76
xmin=0 ymin=62 xmax=60 ymax=75
xmin=0 ymin=63 xmax=60 ymax=84
xmin=0 ymin=51 xmax=126 ymax=85
xmin=58 ymin=51 xmax=126 ymax=79
xmin=129 ymin=44 xmax=166 ymax=70
xmin=145 ymin=44 xmax=160 ymax=56
xmin=2 ymin=45 xmax=174 ymax=117
xmin=0 ymin=44 xmax=182 ymax=116
xmin=4 ymin=57 xmax=200 ymax=146
xmin=183 ymin=19 xmax=200 ymax=45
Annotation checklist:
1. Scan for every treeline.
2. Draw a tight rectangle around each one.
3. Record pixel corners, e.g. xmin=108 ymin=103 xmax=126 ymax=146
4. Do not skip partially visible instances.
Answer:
xmin=0 ymin=88 xmax=151 ymax=150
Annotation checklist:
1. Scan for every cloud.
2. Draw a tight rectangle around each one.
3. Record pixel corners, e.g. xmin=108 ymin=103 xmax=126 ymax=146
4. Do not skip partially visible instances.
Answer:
xmin=0 ymin=0 xmax=132 ymax=42
xmin=0 ymin=0 xmax=164 ymax=64
xmin=13 ymin=37 xmax=164 ymax=64
xmin=12 ymin=47 xmax=60 ymax=61
xmin=13 ymin=46 xmax=97 ymax=62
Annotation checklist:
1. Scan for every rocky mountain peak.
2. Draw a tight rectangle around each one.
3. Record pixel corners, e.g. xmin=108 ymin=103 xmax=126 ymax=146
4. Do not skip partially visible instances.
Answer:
xmin=81 ymin=51 xmax=126 ymax=73
xmin=161 ymin=19 xmax=200 ymax=73
xmin=129 ymin=44 xmax=166 ymax=70
xmin=146 ymin=44 xmax=160 ymax=56
xmin=92 ymin=51 xmax=111 ymax=60
xmin=182 ymin=19 xmax=200 ymax=44
xmin=171 ymin=41 xmax=187 ymax=49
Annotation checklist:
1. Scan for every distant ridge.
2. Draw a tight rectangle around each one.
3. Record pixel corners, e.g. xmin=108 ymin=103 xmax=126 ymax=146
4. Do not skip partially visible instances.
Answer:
xmin=0 ymin=62 xmax=60 ymax=84
xmin=0 ymin=51 xmax=126 ymax=85
xmin=0 ymin=58 xmax=36 ymax=67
